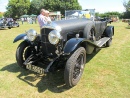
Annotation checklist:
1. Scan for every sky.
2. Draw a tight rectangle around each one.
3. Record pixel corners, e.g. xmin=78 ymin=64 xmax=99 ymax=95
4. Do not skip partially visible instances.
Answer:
xmin=0 ymin=0 xmax=126 ymax=13
xmin=78 ymin=0 xmax=126 ymax=13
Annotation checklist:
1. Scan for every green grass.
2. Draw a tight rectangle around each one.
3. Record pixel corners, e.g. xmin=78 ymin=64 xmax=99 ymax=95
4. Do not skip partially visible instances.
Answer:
xmin=0 ymin=21 xmax=130 ymax=98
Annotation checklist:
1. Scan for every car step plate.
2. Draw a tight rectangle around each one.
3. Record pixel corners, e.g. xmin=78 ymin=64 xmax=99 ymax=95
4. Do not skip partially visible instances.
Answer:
xmin=96 ymin=37 xmax=110 ymax=47
xmin=26 ymin=64 xmax=44 ymax=74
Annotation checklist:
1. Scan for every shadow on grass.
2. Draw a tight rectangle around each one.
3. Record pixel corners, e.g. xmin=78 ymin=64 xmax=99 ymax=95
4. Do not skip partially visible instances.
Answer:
xmin=0 ymin=49 xmax=100 ymax=93
xmin=86 ymin=48 xmax=101 ymax=63
xmin=0 ymin=63 xmax=70 ymax=93
xmin=0 ymin=28 xmax=10 ymax=30
xmin=126 ymin=27 xmax=130 ymax=29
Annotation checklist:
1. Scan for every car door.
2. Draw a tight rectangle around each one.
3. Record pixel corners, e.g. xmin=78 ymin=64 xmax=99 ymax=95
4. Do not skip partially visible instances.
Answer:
xmin=100 ymin=21 xmax=107 ymax=34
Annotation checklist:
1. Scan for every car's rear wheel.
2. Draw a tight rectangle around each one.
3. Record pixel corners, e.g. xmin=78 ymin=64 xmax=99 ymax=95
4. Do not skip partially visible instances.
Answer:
xmin=89 ymin=29 xmax=96 ymax=42
xmin=106 ymin=38 xmax=112 ymax=47
xmin=16 ymin=41 xmax=32 ymax=69
xmin=64 ymin=47 xmax=86 ymax=87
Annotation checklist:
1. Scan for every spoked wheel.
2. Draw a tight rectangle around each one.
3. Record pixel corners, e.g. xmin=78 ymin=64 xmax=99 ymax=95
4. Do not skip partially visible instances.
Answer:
xmin=89 ymin=29 xmax=96 ymax=42
xmin=16 ymin=41 xmax=33 ymax=69
xmin=73 ymin=54 xmax=84 ymax=80
xmin=64 ymin=47 xmax=86 ymax=87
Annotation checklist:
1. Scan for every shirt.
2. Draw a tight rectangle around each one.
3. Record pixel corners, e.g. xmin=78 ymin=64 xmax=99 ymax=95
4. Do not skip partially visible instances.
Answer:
xmin=46 ymin=17 xmax=51 ymax=22
xmin=37 ymin=14 xmax=47 ymax=29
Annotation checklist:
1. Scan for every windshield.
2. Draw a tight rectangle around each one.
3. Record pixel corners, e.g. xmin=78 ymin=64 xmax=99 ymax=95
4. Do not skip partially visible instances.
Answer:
xmin=65 ymin=9 xmax=95 ymax=20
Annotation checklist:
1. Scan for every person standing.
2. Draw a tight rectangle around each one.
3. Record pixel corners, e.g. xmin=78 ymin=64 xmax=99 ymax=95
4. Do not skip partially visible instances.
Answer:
xmin=45 ymin=10 xmax=51 ymax=23
xmin=37 ymin=9 xmax=47 ymax=29
xmin=34 ymin=17 xmax=37 ymax=24
xmin=21 ymin=17 xmax=24 ymax=24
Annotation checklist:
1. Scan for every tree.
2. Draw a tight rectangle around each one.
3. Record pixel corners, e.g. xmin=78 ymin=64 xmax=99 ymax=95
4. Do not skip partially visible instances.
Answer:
xmin=123 ymin=0 xmax=130 ymax=11
xmin=97 ymin=12 xmax=122 ymax=18
xmin=29 ymin=0 xmax=82 ymax=16
xmin=4 ymin=0 xmax=30 ymax=18
xmin=123 ymin=0 xmax=130 ymax=18
xmin=59 ymin=0 xmax=82 ymax=15
xmin=4 ymin=0 xmax=82 ymax=17
xmin=0 ymin=12 xmax=4 ymax=18
xmin=28 ymin=0 xmax=44 ymax=15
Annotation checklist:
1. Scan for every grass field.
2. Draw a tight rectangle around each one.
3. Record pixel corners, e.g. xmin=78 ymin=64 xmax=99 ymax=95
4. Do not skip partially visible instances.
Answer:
xmin=0 ymin=21 xmax=130 ymax=98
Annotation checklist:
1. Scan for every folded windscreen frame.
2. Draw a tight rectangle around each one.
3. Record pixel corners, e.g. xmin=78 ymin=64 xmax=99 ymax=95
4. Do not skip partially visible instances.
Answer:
xmin=65 ymin=9 xmax=95 ymax=21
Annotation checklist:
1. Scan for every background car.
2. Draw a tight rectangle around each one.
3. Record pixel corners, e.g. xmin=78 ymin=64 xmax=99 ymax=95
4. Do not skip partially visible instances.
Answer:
xmin=7 ymin=18 xmax=19 ymax=28
xmin=0 ymin=18 xmax=11 ymax=29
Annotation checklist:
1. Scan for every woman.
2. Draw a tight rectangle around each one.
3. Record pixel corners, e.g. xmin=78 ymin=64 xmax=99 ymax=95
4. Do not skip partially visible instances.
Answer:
xmin=45 ymin=10 xmax=51 ymax=23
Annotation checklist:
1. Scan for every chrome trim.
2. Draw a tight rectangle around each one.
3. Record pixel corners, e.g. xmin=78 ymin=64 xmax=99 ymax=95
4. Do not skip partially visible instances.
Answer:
xmin=41 ymin=22 xmax=62 ymax=32
xmin=48 ymin=30 xmax=61 ymax=45
xmin=26 ymin=29 xmax=37 ymax=41
xmin=23 ymin=36 xmax=28 ymax=40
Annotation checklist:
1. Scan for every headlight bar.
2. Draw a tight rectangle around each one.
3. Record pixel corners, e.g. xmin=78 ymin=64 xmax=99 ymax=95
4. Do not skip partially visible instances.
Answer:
xmin=26 ymin=29 xmax=37 ymax=41
xmin=48 ymin=30 xmax=61 ymax=45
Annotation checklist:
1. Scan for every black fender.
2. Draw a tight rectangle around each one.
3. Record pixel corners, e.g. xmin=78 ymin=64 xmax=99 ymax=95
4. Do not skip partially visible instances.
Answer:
xmin=13 ymin=34 xmax=27 ymax=43
xmin=104 ymin=26 xmax=114 ymax=38
xmin=63 ymin=38 xmax=85 ymax=54
xmin=63 ymin=38 xmax=100 ymax=55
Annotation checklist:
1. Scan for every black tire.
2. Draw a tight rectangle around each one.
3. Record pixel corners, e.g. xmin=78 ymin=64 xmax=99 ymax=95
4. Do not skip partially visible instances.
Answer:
xmin=106 ymin=38 xmax=112 ymax=47
xmin=8 ymin=27 xmax=11 ymax=29
xmin=16 ymin=41 xmax=32 ymax=69
xmin=64 ymin=47 xmax=86 ymax=87
xmin=89 ymin=29 xmax=96 ymax=42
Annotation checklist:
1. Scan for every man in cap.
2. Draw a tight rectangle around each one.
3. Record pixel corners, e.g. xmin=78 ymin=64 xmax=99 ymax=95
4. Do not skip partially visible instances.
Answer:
xmin=37 ymin=9 xmax=47 ymax=29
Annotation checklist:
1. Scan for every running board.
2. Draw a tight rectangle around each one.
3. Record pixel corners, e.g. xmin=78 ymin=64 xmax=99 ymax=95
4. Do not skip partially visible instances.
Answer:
xmin=95 ymin=37 xmax=110 ymax=47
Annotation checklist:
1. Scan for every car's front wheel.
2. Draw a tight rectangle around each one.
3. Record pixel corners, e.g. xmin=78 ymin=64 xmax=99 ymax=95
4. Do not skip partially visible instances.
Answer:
xmin=17 ymin=24 xmax=19 ymax=27
xmin=64 ymin=47 xmax=86 ymax=87
xmin=16 ymin=41 xmax=32 ymax=69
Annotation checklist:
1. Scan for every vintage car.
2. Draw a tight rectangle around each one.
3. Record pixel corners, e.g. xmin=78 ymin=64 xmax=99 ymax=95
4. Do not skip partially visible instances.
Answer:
xmin=0 ymin=18 xmax=12 ymax=29
xmin=7 ymin=18 xmax=19 ymax=28
xmin=0 ymin=18 xmax=19 ymax=29
xmin=13 ymin=10 xmax=114 ymax=87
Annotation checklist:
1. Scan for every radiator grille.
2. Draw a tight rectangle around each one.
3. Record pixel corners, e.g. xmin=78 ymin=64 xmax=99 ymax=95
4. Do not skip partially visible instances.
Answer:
xmin=41 ymin=28 xmax=57 ymax=57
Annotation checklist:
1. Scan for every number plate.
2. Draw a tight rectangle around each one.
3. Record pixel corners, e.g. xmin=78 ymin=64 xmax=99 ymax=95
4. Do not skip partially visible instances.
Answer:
xmin=26 ymin=64 xmax=44 ymax=74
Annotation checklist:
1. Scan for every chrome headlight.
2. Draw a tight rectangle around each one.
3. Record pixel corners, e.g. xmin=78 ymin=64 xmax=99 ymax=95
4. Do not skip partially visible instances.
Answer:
xmin=26 ymin=29 xmax=37 ymax=41
xmin=48 ymin=30 xmax=61 ymax=45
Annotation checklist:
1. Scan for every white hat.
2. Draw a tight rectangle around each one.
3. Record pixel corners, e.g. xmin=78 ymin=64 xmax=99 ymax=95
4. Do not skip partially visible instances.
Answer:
xmin=46 ymin=10 xmax=49 ymax=13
